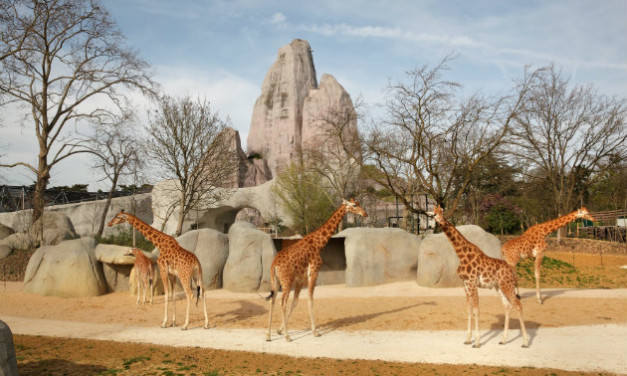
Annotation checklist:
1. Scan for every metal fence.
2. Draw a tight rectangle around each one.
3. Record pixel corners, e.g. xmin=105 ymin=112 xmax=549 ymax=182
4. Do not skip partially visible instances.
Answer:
xmin=0 ymin=185 xmax=152 ymax=213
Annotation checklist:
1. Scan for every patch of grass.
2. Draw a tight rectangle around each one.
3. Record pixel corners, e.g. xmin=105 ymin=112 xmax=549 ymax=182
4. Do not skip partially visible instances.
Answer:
xmin=123 ymin=355 xmax=151 ymax=369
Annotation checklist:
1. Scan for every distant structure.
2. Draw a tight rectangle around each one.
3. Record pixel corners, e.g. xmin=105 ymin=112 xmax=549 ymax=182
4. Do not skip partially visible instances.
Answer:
xmin=246 ymin=39 xmax=359 ymax=177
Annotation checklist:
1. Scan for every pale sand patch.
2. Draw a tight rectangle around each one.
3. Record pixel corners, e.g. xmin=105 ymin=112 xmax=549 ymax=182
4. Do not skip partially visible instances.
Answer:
xmin=2 ymin=281 xmax=626 ymax=374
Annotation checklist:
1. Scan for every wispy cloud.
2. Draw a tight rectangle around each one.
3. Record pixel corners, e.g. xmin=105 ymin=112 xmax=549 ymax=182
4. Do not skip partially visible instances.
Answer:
xmin=270 ymin=12 xmax=286 ymax=25
xmin=301 ymin=22 xmax=481 ymax=48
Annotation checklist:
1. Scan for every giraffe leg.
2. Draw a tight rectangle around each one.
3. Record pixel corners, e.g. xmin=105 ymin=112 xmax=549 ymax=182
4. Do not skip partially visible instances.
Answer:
xmin=463 ymin=287 xmax=472 ymax=345
xmin=307 ymin=268 xmax=320 ymax=337
xmin=266 ymin=288 xmax=277 ymax=341
xmin=497 ymin=288 xmax=512 ymax=345
xmin=169 ymin=275 xmax=177 ymax=327
xmin=534 ymin=254 xmax=544 ymax=304
xmin=141 ymin=274 xmax=148 ymax=304
xmin=469 ymin=288 xmax=481 ymax=348
xmin=135 ymin=269 xmax=141 ymax=305
xmin=513 ymin=296 xmax=530 ymax=347
xmin=180 ymin=275 xmax=193 ymax=330
xmin=278 ymin=279 xmax=302 ymax=335
xmin=279 ymin=280 xmax=293 ymax=342
xmin=266 ymin=267 xmax=279 ymax=341
xmin=149 ymin=276 xmax=154 ymax=305
xmin=160 ymin=269 xmax=170 ymax=328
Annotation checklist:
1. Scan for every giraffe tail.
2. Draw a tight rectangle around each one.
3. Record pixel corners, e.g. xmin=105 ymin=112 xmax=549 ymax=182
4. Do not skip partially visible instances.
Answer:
xmin=265 ymin=265 xmax=276 ymax=301
xmin=265 ymin=290 xmax=275 ymax=301
xmin=195 ymin=262 xmax=204 ymax=306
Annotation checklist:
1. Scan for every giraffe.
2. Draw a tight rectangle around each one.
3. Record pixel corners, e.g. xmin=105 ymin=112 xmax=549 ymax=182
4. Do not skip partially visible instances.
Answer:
xmin=502 ymin=207 xmax=594 ymax=304
xmin=430 ymin=205 xmax=529 ymax=348
xmin=126 ymin=248 xmax=155 ymax=305
xmin=265 ymin=198 xmax=368 ymax=342
xmin=108 ymin=210 xmax=209 ymax=330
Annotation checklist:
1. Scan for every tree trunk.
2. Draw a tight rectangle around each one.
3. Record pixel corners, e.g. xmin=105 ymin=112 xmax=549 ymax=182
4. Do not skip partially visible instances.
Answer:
xmin=32 ymin=155 xmax=51 ymax=229
xmin=97 ymin=179 xmax=118 ymax=237
xmin=175 ymin=191 xmax=186 ymax=236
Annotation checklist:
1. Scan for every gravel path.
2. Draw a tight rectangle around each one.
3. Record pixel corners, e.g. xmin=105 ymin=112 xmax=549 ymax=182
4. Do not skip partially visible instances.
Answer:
xmin=4 ymin=282 xmax=627 ymax=375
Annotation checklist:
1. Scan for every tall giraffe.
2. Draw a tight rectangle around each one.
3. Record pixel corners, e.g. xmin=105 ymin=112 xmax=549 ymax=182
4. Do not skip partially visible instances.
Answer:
xmin=126 ymin=248 xmax=155 ymax=305
xmin=430 ymin=205 xmax=529 ymax=348
xmin=502 ymin=207 xmax=594 ymax=304
xmin=266 ymin=198 xmax=368 ymax=342
xmin=108 ymin=210 xmax=209 ymax=330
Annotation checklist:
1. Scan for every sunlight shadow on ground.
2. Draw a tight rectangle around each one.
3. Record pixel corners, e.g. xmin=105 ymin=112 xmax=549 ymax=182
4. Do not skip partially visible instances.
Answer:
xmin=319 ymin=302 xmax=436 ymax=335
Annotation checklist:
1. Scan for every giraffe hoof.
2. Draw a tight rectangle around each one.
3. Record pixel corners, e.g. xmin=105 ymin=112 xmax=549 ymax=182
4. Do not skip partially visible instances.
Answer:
xmin=266 ymin=335 xmax=271 ymax=342
xmin=313 ymin=330 xmax=321 ymax=337
xmin=472 ymin=344 xmax=480 ymax=348
xmin=464 ymin=340 xmax=472 ymax=345
xmin=276 ymin=329 xmax=283 ymax=335
xmin=285 ymin=336 xmax=292 ymax=342
xmin=181 ymin=327 xmax=188 ymax=331
xmin=522 ymin=344 xmax=529 ymax=348
xmin=499 ymin=341 xmax=505 ymax=345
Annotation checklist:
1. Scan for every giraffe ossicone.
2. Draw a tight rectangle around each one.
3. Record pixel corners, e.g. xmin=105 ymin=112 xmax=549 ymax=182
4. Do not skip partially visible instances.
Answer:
xmin=108 ymin=210 xmax=209 ymax=330
xmin=265 ymin=198 xmax=368 ymax=342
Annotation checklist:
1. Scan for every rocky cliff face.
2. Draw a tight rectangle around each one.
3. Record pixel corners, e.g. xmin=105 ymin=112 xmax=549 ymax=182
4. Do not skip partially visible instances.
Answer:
xmin=247 ymin=39 xmax=317 ymax=176
xmin=246 ymin=39 xmax=358 ymax=178
xmin=222 ymin=127 xmax=272 ymax=188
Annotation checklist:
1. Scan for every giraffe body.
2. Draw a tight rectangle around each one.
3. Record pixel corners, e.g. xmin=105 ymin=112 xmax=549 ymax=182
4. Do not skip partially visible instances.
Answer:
xmin=431 ymin=205 xmax=529 ymax=348
xmin=266 ymin=199 xmax=367 ymax=342
xmin=501 ymin=207 xmax=594 ymax=303
xmin=109 ymin=211 xmax=209 ymax=330
xmin=128 ymin=248 xmax=155 ymax=305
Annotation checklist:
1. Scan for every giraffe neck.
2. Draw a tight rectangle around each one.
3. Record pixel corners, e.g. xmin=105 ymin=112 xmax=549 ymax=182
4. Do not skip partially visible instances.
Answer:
xmin=438 ymin=219 xmax=474 ymax=258
xmin=305 ymin=205 xmax=347 ymax=250
xmin=538 ymin=211 xmax=579 ymax=235
xmin=124 ymin=214 xmax=170 ymax=249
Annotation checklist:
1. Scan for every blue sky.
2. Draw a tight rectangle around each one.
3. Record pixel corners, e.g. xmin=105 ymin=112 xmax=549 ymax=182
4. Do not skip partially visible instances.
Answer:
xmin=2 ymin=0 xmax=626 ymax=191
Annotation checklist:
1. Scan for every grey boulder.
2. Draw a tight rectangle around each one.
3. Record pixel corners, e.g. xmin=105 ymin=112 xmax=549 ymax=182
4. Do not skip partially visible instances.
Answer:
xmin=417 ymin=225 xmax=502 ymax=287
xmin=23 ymin=237 xmax=107 ymax=297
xmin=341 ymin=227 xmax=421 ymax=287
xmin=223 ymin=222 xmax=276 ymax=292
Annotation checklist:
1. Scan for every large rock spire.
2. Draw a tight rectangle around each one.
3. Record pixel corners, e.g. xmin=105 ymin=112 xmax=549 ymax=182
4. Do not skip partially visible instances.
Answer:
xmin=247 ymin=39 xmax=317 ymax=175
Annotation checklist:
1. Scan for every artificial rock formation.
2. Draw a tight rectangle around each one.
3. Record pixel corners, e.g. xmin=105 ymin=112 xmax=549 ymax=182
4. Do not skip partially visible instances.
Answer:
xmin=24 ymin=237 xmax=107 ymax=297
xmin=247 ymin=39 xmax=358 ymax=177
xmin=340 ymin=227 xmax=420 ymax=287
xmin=416 ymin=225 xmax=502 ymax=288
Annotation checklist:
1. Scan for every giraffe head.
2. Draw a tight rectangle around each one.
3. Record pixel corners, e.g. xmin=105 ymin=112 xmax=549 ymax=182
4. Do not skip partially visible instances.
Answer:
xmin=107 ymin=210 xmax=129 ymax=227
xmin=342 ymin=198 xmax=368 ymax=218
xmin=125 ymin=248 xmax=144 ymax=257
xmin=427 ymin=205 xmax=445 ymax=224
xmin=576 ymin=207 xmax=595 ymax=222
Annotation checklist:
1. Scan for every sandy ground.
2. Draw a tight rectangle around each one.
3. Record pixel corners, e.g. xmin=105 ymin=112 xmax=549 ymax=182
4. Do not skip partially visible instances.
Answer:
xmin=1 ymin=281 xmax=627 ymax=374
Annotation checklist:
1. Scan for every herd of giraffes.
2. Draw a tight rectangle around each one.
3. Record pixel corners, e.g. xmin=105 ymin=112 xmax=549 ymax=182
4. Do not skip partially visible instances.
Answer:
xmin=107 ymin=198 xmax=594 ymax=348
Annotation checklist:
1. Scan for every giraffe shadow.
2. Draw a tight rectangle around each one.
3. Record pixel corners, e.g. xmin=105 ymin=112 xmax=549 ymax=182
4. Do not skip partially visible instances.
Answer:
xmin=319 ymin=302 xmax=434 ymax=336
xmin=519 ymin=289 xmax=565 ymax=303
xmin=482 ymin=315 xmax=542 ymax=346
xmin=212 ymin=300 xmax=267 ymax=324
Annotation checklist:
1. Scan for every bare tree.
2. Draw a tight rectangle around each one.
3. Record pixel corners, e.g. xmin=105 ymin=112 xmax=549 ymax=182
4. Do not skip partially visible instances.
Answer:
xmin=146 ymin=95 xmax=238 ymax=236
xmin=83 ymin=112 xmax=144 ymax=237
xmin=0 ymin=0 xmax=155 ymax=223
xmin=302 ymin=96 xmax=364 ymax=205
xmin=363 ymin=56 xmax=530 ymax=218
xmin=509 ymin=65 xmax=627 ymax=237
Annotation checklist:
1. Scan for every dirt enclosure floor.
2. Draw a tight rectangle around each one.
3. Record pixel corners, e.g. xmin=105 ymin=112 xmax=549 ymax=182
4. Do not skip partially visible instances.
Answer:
xmin=1 ymin=248 xmax=627 ymax=375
